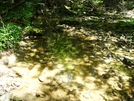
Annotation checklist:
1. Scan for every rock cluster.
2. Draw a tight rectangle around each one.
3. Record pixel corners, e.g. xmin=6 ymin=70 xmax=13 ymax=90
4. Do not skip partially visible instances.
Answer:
xmin=0 ymin=64 xmax=22 ymax=101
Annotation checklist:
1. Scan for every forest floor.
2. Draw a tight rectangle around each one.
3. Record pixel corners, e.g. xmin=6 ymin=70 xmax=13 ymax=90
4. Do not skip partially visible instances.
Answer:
xmin=0 ymin=13 xmax=134 ymax=101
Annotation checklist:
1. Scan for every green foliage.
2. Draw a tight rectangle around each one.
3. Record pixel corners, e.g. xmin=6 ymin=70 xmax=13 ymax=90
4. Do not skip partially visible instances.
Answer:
xmin=123 ymin=1 xmax=134 ymax=10
xmin=0 ymin=21 xmax=21 ymax=51
xmin=118 ymin=19 xmax=134 ymax=46
xmin=70 ymin=0 xmax=93 ymax=15
xmin=12 ymin=97 xmax=22 ymax=101
xmin=5 ymin=2 xmax=35 ymax=26
xmin=65 ymin=0 xmax=102 ymax=15
xmin=53 ymin=0 xmax=102 ymax=16
xmin=0 ymin=1 xmax=36 ymax=51
xmin=118 ymin=18 xmax=134 ymax=27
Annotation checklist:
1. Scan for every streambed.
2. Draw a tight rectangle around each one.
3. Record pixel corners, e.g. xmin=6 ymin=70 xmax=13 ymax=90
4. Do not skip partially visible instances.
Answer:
xmin=0 ymin=16 xmax=134 ymax=101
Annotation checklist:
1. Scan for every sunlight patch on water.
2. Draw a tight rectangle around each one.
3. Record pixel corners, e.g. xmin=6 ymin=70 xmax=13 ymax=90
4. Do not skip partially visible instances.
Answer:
xmin=19 ymin=41 xmax=27 ymax=46
xmin=104 ymin=57 xmax=113 ymax=63
xmin=29 ymin=53 xmax=35 ymax=57
xmin=96 ymin=52 xmax=102 ymax=55
xmin=31 ymin=49 xmax=38 ymax=52
xmin=90 ymin=36 xmax=98 ymax=40
xmin=56 ymin=64 xmax=64 ymax=69
xmin=50 ymin=89 xmax=67 ymax=99
xmin=74 ymin=76 xmax=84 ymax=84
xmin=66 ymin=64 xmax=74 ymax=69
xmin=64 ymin=57 xmax=72 ymax=62
xmin=84 ymin=76 xmax=96 ymax=83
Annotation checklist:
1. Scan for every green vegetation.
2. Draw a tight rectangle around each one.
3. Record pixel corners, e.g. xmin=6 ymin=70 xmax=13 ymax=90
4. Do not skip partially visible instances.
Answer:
xmin=4 ymin=2 xmax=35 ymax=26
xmin=0 ymin=0 xmax=133 ymax=50
xmin=0 ymin=20 xmax=21 ymax=51
xmin=0 ymin=0 xmax=134 ymax=60
xmin=0 ymin=1 xmax=35 ymax=51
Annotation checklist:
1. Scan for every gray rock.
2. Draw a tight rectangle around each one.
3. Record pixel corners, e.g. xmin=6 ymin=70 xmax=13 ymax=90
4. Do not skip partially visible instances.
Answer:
xmin=0 ymin=91 xmax=5 ymax=96
xmin=5 ymin=87 xmax=11 ymax=92
xmin=0 ymin=93 xmax=10 ymax=101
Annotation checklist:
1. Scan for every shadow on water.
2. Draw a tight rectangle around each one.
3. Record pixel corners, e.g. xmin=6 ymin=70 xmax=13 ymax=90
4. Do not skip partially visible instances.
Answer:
xmin=11 ymin=16 xmax=134 ymax=101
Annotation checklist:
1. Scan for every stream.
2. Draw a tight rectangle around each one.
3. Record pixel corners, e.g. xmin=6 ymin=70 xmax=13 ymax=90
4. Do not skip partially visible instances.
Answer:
xmin=0 ymin=16 xmax=134 ymax=101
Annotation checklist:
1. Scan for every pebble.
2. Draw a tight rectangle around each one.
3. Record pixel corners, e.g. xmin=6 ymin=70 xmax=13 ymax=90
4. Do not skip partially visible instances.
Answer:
xmin=36 ymin=93 xmax=40 ymax=97
xmin=0 ymin=91 xmax=5 ymax=96
xmin=38 ymin=76 xmax=44 ymax=82
xmin=13 ymin=82 xmax=21 ymax=87
xmin=0 ymin=64 xmax=23 ymax=101
xmin=5 ymin=87 xmax=11 ymax=92
xmin=0 ymin=93 xmax=10 ymax=101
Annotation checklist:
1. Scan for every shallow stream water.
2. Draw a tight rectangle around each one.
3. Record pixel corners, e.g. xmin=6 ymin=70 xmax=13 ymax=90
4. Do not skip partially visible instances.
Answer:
xmin=0 ymin=16 xmax=134 ymax=101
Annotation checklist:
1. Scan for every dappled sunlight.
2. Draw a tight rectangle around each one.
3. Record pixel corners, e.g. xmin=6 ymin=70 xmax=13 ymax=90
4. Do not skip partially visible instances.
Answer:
xmin=0 ymin=15 xmax=134 ymax=101
xmin=11 ymin=38 xmax=113 ymax=100
xmin=0 ymin=37 xmax=132 ymax=101
xmin=0 ymin=0 xmax=134 ymax=100
xmin=6 ymin=29 xmax=134 ymax=100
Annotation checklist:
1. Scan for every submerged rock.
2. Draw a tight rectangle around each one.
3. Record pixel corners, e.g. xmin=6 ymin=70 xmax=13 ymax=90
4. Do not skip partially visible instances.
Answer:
xmin=122 ymin=57 xmax=134 ymax=68
xmin=102 ymin=73 xmax=111 ymax=79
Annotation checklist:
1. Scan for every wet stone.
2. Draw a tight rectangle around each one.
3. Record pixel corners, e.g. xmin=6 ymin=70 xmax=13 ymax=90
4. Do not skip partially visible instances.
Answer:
xmin=38 ymin=76 xmax=44 ymax=82
xmin=36 ymin=93 xmax=40 ymax=97
xmin=102 ymin=73 xmax=111 ymax=79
